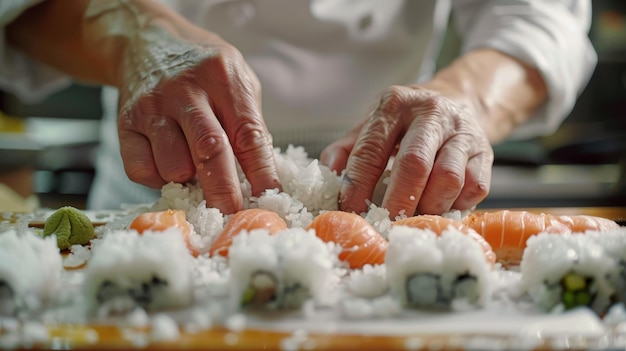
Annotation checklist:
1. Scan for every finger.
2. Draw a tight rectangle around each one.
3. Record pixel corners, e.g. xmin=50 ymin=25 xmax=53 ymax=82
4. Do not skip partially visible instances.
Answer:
xmin=451 ymin=150 xmax=493 ymax=210
xmin=208 ymin=60 xmax=281 ymax=196
xmin=339 ymin=87 xmax=406 ymax=215
xmin=118 ymin=127 xmax=166 ymax=189
xmin=320 ymin=123 xmax=363 ymax=173
xmin=145 ymin=115 xmax=196 ymax=184
xmin=381 ymin=114 xmax=444 ymax=218
xmin=415 ymin=137 xmax=470 ymax=215
xmin=178 ymin=94 xmax=243 ymax=214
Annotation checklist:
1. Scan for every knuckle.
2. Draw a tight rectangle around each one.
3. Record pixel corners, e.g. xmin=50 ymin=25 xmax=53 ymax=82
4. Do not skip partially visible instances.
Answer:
xmin=413 ymin=94 xmax=450 ymax=116
xmin=233 ymin=121 xmax=271 ymax=152
xmin=146 ymin=116 xmax=174 ymax=139
xmin=473 ymin=182 xmax=490 ymax=199
xmin=411 ymin=92 xmax=452 ymax=119
xmin=376 ymin=85 xmax=410 ymax=116
xmin=435 ymin=165 xmax=465 ymax=190
xmin=125 ymin=164 xmax=156 ymax=185
xmin=168 ymin=171 xmax=194 ymax=184
xmin=204 ymin=45 xmax=242 ymax=83
xmin=118 ymin=109 xmax=134 ymax=130
xmin=194 ymin=131 xmax=230 ymax=160
xmin=351 ymin=142 xmax=389 ymax=172
xmin=119 ymin=95 xmax=163 ymax=131
xmin=396 ymin=147 xmax=432 ymax=174
xmin=247 ymin=69 xmax=262 ymax=96
xmin=208 ymin=183 xmax=240 ymax=197
xmin=162 ymin=163 xmax=195 ymax=183
xmin=463 ymin=182 xmax=490 ymax=204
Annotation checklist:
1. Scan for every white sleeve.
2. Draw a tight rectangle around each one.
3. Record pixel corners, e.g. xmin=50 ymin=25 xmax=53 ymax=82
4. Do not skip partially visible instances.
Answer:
xmin=0 ymin=0 xmax=71 ymax=104
xmin=451 ymin=0 xmax=597 ymax=140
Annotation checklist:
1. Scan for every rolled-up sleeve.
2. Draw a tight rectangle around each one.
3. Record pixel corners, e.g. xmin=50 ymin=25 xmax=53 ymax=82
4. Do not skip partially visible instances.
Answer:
xmin=452 ymin=0 xmax=597 ymax=140
xmin=0 ymin=0 xmax=71 ymax=104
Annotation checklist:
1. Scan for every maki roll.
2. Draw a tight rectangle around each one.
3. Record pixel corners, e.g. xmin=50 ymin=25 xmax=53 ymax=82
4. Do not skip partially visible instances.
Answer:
xmin=586 ymin=227 xmax=626 ymax=304
xmin=385 ymin=225 xmax=492 ymax=310
xmin=228 ymin=228 xmax=339 ymax=309
xmin=520 ymin=233 xmax=616 ymax=314
xmin=462 ymin=210 xmax=619 ymax=264
xmin=83 ymin=228 xmax=194 ymax=316
xmin=0 ymin=229 xmax=63 ymax=315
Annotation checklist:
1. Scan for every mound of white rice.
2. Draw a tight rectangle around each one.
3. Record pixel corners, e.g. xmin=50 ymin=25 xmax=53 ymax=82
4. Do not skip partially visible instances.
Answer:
xmin=0 ymin=229 xmax=63 ymax=314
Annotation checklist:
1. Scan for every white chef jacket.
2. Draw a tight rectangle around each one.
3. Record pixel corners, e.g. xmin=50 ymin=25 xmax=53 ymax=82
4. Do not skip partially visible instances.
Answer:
xmin=0 ymin=0 xmax=597 ymax=210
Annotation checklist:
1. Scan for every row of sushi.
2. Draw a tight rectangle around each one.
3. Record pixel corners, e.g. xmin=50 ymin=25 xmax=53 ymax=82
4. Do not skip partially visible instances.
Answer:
xmin=0 ymin=208 xmax=623 ymax=319
xmin=0 ymin=225 xmax=339 ymax=318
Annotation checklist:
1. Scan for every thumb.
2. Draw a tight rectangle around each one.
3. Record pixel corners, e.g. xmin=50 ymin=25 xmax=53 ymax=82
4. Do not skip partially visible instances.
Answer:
xmin=320 ymin=125 xmax=362 ymax=174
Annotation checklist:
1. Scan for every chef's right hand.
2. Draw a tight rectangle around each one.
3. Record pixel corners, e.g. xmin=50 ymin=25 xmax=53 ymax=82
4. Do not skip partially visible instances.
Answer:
xmin=115 ymin=19 xmax=281 ymax=215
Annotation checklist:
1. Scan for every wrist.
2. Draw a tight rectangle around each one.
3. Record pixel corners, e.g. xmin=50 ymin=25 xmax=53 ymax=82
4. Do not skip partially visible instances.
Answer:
xmin=82 ymin=0 xmax=189 ymax=90
xmin=423 ymin=49 xmax=547 ymax=143
xmin=419 ymin=76 xmax=485 ymax=119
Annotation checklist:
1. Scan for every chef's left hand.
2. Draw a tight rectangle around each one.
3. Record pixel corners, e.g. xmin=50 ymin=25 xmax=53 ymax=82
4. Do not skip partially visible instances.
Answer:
xmin=321 ymin=84 xmax=493 ymax=218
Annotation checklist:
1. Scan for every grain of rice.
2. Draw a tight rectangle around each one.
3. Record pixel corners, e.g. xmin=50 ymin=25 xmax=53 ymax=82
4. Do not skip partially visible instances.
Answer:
xmin=151 ymin=313 xmax=180 ymax=341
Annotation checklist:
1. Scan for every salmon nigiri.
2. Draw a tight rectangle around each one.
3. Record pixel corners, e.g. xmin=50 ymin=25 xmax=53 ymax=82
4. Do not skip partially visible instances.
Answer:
xmin=129 ymin=209 xmax=197 ymax=256
xmin=552 ymin=213 xmax=620 ymax=233
xmin=209 ymin=208 xmax=288 ymax=257
xmin=461 ymin=210 xmax=621 ymax=263
xmin=306 ymin=211 xmax=388 ymax=269
xmin=393 ymin=215 xmax=496 ymax=267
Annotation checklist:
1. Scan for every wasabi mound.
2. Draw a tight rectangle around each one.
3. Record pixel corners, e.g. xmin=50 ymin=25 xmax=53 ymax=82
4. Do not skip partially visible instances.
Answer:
xmin=43 ymin=206 xmax=94 ymax=250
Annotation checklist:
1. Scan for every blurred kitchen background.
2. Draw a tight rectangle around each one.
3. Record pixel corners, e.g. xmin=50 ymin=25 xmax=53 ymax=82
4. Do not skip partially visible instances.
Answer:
xmin=1 ymin=1 xmax=625 ymax=211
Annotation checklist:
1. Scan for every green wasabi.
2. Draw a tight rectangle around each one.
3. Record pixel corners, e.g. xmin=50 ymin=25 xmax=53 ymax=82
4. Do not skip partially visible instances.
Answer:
xmin=43 ymin=206 xmax=94 ymax=250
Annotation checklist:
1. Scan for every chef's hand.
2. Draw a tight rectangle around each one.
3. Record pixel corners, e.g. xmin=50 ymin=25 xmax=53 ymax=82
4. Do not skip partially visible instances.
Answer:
xmin=4 ymin=0 xmax=281 ymax=214
xmin=116 ymin=21 xmax=280 ymax=215
xmin=321 ymin=85 xmax=493 ymax=218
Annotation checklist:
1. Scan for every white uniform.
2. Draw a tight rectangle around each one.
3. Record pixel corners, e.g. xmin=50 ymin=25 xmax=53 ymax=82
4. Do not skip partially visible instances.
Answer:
xmin=0 ymin=0 xmax=597 ymax=210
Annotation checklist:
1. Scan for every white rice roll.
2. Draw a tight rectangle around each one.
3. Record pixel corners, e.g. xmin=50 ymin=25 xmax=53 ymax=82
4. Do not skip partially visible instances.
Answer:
xmin=228 ymin=229 xmax=282 ymax=309
xmin=0 ymin=229 xmax=63 ymax=315
xmin=274 ymin=228 xmax=339 ymax=307
xmin=520 ymin=233 xmax=615 ymax=313
xmin=386 ymin=226 xmax=440 ymax=307
xmin=386 ymin=225 xmax=491 ymax=309
xmin=83 ymin=228 xmax=193 ymax=315
xmin=586 ymin=227 xmax=626 ymax=303
xmin=228 ymin=228 xmax=340 ymax=309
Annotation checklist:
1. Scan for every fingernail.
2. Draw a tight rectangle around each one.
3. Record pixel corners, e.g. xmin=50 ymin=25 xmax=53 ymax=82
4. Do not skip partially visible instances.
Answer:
xmin=338 ymin=174 xmax=353 ymax=207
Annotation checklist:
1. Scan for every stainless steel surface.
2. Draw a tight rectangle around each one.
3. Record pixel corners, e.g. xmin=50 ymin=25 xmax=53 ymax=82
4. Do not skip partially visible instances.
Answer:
xmin=482 ymin=163 xmax=625 ymax=208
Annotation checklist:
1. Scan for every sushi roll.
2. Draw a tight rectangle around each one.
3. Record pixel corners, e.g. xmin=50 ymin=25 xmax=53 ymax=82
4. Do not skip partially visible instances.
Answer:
xmin=586 ymin=227 xmax=626 ymax=304
xmin=228 ymin=228 xmax=339 ymax=309
xmin=83 ymin=228 xmax=194 ymax=316
xmin=385 ymin=225 xmax=492 ymax=310
xmin=0 ymin=229 xmax=63 ymax=315
xmin=520 ymin=233 xmax=616 ymax=314
xmin=461 ymin=210 xmax=619 ymax=265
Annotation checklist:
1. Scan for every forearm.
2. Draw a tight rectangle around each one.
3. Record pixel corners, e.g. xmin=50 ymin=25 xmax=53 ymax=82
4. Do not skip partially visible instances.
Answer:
xmin=5 ymin=0 xmax=194 ymax=88
xmin=423 ymin=48 xmax=548 ymax=144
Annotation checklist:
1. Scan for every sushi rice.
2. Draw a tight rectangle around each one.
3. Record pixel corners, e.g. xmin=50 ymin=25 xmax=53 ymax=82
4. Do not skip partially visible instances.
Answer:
xmin=83 ymin=228 xmax=194 ymax=316
xmin=0 ymin=229 xmax=63 ymax=315
xmin=520 ymin=232 xmax=616 ymax=314
xmin=228 ymin=228 xmax=341 ymax=309
xmin=385 ymin=225 xmax=492 ymax=310
xmin=586 ymin=227 xmax=626 ymax=304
